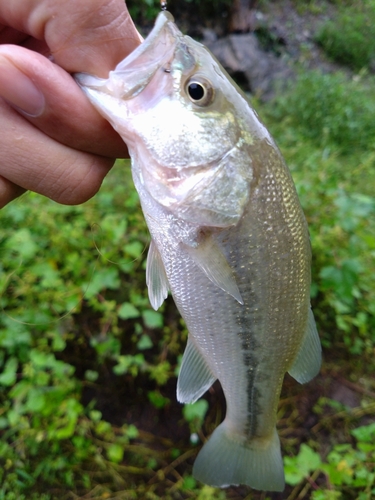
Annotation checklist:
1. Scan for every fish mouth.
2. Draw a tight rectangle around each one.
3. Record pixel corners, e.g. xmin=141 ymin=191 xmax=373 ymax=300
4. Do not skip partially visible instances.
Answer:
xmin=75 ymin=11 xmax=182 ymax=99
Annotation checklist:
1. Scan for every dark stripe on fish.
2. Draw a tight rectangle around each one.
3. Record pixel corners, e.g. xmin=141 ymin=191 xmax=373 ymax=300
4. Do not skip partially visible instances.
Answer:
xmin=236 ymin=282 xmax=263 ymax=439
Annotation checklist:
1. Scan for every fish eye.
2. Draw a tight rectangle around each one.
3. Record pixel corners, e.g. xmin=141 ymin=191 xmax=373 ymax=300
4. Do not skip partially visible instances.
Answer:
xmin=186 ymin=77 xmax=214 ymax=106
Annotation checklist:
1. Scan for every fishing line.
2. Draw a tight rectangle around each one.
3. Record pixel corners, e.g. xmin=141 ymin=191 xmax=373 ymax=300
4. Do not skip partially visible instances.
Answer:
xmin=0 ymin=254 xmax=100 ymax=327
xmin=91 ymin=223 xmax=148 ymax=265
xmin=91 ymin=222 xmax=149 ymax=266
xmin=90 ymin=222 xmax=121 ymax=266
xmin=0 ymin=227 xmax=104 ymax=327
xmin=0 ymin=223 xmax=149 ymax=327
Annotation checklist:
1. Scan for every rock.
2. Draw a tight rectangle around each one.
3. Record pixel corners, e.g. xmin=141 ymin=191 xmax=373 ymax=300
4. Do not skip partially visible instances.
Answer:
xmin=229 ymin=0 xmax=257 ymax=33
xmin=201 ymin=28 xmax=217 ymax=44
xmin=204 ymin=33 xmax=294 ymax=101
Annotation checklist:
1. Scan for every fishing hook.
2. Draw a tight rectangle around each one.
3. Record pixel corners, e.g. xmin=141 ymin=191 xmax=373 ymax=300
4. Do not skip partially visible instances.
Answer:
xmin=160 ymin=1 xmax=167 ymax=10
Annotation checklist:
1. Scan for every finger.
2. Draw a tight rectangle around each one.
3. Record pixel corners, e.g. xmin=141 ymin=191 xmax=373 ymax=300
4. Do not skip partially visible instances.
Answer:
xmin=0 ymin=23 xmax=28 ymax=44
xmin=0 ymin=45 xmax=128 ymax=158
xmin=0 ymin=175 xmax=25 ymax=208
xmin=0 ymin=0 xmax=142 ymax=76
xmin=0 ymin=25 xmax=53 ymax=57
xmin=0 ymin=99 xmax=114 ymax=206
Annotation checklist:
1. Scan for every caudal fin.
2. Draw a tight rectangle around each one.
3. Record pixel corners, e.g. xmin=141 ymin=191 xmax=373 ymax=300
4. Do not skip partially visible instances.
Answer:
xmin=193 ymin=422 xmax=285 ymax=491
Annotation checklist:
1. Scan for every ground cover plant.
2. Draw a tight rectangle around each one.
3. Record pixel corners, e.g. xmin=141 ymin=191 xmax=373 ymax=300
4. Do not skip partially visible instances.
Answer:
xmin=1 ymin=1 xmax=375 ymax=498
xmin=315 ymin=0 xmax=375 ymax=71
xmin=0 ymin=71 xmax=374 ymax=499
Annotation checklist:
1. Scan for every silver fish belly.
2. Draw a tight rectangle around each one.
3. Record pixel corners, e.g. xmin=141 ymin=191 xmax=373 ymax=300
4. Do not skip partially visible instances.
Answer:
xmin=75 ymin=11 xmax=321 ymax=492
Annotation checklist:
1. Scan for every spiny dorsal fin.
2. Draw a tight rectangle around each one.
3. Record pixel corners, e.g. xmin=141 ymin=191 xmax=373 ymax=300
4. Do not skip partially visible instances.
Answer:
xmin=183 ymin=236 xmax=243 ymax=304
xmin=288 ymin=308 xmax=322 ymax=384
xmin=177 ymin=336 xmax=217 ymax=404
xmin=146 ymin=239 xmax=169 ymax=310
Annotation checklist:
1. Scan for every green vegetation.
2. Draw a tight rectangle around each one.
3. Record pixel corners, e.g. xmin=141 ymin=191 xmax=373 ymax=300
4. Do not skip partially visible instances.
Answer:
xmin=0 ymin=170 xmax=179 ymax=498
xmin=1 ymin=3 xmax=375 ymax=498
xmin=316 ymin=0 xmax=375 ymax=70
xmin=269 ymin=71 xmax=375 ymax=154
xmin=284 ymin=424 xmax=375 ymax=498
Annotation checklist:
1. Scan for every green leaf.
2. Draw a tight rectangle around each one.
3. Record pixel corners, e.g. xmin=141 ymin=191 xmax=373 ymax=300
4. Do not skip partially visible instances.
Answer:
xmin=182 ymin=475 xmax=197 ymax=490
xmin=4 ymin=228 xmax=38 ymax=260
xmin=118 ymin=302 xmax=140 ymax=319
xmin=351 ymin=423 xmax=375 ymax=443
xmin=84 ymin=370 xmax=99 ymax=382
xmin=322 ymin=461 xmax=353 ymax=486
xmin=298 ymin=444 xmax=322 ymax=470
xmin=0 ymin=417 xmax=9 ymax=430
xmin=107 ymin=443 xmax=124 ymax=463
xmin=125 ymin=424 xmax=139 ymax=439
xmin=113 ymin=354 xmax=145 ymax=376
xmin=52 ymin=335 xmax=66 ymax=352
xmin=142 ymin=310 xmax=163 ymax=329
xmin=25 ymin=388 xmax=46 ymax=412
xmin=0 ymin=357 xmax=18 ymax=386
xmin=148 ymin=390 xmax=170 ymax=409
xmin=183 ymin=400 xmax=209 ymax=424
xmin=137 ymin=334 xmax=153 ymax=350
xmin=84 ymin=267 xmax=120 ymax=298
xmin=124 ymin=241 xmax=144 ymax=258
xmin=284 ymin=445 xmax=322 ymax=486
xmin=89 ymin=410 xmax=102 ymax=422
xmin=149 ymin=361 xmax=170 ymax=385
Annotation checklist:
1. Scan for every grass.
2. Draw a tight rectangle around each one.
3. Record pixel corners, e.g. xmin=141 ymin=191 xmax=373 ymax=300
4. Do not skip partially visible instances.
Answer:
xmin=315 ymin=0 xmax=375 ymax=70
xmin=1 ymin=21 xmax=375 ymax=499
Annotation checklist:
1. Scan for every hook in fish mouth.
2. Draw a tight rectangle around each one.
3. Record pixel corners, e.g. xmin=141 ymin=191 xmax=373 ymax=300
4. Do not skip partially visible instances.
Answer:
xmin=160 ymin=1 xmax=167 ymax=10
xmin=163 ymin=62 xmax=171 ymax=73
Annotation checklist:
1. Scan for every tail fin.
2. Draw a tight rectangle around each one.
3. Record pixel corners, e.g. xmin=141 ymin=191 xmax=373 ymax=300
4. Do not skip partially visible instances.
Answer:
xmin=193 ymin=422 xmax=285 ymax=491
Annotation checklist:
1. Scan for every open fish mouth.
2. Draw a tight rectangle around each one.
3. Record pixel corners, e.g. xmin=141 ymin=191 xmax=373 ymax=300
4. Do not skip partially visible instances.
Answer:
xmin=75 ymin=12 xmax=181 ymax=100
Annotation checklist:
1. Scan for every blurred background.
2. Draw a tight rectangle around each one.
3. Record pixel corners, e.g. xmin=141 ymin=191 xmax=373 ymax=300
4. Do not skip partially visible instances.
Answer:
xmin=0 ymin=0 xmax=375 ymax=498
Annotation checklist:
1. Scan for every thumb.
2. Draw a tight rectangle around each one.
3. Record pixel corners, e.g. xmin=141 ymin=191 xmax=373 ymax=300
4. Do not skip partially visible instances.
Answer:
xmin=0 ymin=0 xmax=142 ymax=76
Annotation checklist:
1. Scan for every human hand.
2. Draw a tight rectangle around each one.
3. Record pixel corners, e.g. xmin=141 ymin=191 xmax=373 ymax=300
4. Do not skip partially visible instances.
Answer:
xmin=0 ymin=0 xmax=141 ymax=208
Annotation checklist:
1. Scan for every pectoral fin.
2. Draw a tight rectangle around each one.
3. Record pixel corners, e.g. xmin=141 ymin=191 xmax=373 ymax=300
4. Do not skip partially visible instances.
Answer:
xmin=183 ymin=236 xmax=243 ymax=304
xmin=146 ymin=240 xmax=169 ymax=310
xmin=288 ymin=308 xmax=322 ymax=384
xmin=177 ymin=336 xmax=217 ymax=404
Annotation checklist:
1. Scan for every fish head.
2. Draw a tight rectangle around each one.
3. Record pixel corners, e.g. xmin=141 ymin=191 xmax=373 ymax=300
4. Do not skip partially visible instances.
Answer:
xmin=76 ymin=12 xmax=265 ymax=227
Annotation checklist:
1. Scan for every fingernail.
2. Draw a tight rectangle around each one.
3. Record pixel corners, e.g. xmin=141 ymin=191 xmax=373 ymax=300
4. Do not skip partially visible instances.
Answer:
xmin=0 ymin=57 xmax=45 ymax=117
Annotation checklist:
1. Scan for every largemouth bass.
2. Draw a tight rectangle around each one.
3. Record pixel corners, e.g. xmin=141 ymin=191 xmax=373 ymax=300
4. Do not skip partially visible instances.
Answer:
xmin=75 ymin=11 xmax=321 ymax=492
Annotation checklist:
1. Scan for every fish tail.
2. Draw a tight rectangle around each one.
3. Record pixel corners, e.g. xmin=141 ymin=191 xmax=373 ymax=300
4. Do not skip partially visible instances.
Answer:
xmin=193 ymin=422 xmax=285 ymax=491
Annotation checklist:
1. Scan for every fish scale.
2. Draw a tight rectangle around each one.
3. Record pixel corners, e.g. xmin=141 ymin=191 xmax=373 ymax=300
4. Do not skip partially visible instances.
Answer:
xmin=75 ymin=10 xmax=322 ymax=491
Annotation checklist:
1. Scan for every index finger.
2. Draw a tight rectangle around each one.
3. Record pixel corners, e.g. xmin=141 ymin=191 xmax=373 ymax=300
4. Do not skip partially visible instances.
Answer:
xmin=0 ymin=0 xmax=142 ymax=75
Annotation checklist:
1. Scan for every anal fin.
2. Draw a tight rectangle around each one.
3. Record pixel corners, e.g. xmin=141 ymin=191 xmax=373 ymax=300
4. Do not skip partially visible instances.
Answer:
xmin=183 ymin=236 xmax=243 ymax=304
xmin=177 ymin=336 xmax=216 ymax=404
xmin=288 ymin=308 xmax=322 ymax=384
xmin=146 ymin=239 xmax=169 ymax=310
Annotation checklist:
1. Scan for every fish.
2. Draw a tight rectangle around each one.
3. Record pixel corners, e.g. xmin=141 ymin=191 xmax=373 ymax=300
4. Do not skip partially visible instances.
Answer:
xmin=75 ymin=11 xmax=321 ymax=492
